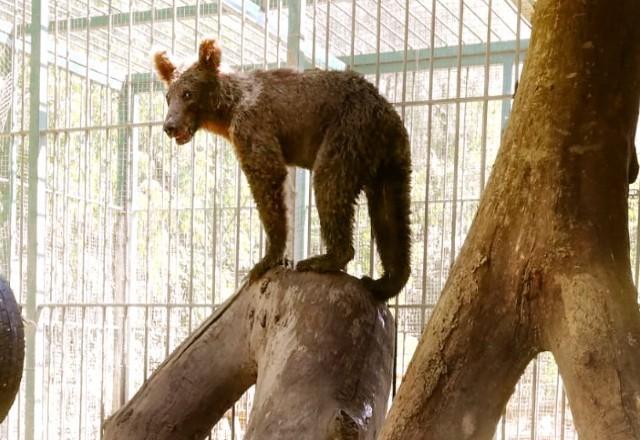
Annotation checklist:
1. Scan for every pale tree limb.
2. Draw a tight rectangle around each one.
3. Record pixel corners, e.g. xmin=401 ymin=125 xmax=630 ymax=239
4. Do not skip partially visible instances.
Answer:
xmin=103 ymin=268 xmax=394 ymax=440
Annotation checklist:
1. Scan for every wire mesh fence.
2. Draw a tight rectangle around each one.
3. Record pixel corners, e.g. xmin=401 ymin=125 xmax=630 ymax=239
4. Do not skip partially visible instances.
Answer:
xmin=0 ymin=0 xmax=637 ymax=439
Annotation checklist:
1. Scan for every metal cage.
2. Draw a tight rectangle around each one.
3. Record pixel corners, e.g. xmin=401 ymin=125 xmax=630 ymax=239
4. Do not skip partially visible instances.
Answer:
xmin=1 ymin=0 xmax=637 ymax=439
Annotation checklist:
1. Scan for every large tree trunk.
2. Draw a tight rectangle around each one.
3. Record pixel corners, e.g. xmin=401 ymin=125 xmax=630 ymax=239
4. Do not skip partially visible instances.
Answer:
xmin=380 ymin=1 xmax=640 ymax=439
xmin=103 ymin=268 xmax=394 ymax=440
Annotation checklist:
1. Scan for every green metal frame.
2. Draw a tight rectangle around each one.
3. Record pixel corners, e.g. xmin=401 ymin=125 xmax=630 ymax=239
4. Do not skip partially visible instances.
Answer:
xmin=26 ymin=0 xmax=49 ymax=436
xmin=337 ymin=39 xmax=528 ymax=74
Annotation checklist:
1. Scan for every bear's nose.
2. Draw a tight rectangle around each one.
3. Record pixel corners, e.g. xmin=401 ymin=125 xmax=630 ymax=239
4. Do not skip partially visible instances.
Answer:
xmin=164 ymin=120 xmax=177 ymax=137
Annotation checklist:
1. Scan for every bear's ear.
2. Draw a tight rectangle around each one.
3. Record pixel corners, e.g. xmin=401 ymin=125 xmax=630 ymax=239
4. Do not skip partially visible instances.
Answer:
xmin=198 ymin=39 xmax=222 ymax=71
xmin=154 ymin=51 xmax=177 ymax=85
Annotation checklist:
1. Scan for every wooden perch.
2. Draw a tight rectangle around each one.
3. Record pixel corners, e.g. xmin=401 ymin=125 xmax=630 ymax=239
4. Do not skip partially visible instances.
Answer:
xmin=103 ymin=268 xmax=395 ymax=440
xmin=379 ymin=1 xmax=640 ymax=439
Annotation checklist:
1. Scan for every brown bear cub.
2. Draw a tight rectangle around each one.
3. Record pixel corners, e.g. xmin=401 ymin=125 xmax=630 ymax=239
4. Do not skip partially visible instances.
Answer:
xmin=155 ymin=39 xmax=412 ymax=300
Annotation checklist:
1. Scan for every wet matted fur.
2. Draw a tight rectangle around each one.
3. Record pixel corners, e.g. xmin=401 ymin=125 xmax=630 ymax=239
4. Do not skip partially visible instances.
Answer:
xmin=155 ymin=39 xmax=412 ymax=300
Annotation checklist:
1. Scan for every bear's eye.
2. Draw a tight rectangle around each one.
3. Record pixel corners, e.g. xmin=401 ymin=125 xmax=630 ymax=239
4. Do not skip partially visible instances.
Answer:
xmin=183 ymin=91 xmax=192 ymax=100
xmin=165 ymin=93 xmax=170 ymax=104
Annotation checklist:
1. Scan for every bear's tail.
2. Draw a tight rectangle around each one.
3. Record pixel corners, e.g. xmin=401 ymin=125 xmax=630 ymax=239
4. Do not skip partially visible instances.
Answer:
xmin=361 ymin=146 xmax=411 ymax=301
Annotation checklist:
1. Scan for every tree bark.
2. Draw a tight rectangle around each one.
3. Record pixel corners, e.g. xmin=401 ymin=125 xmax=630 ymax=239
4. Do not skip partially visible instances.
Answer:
xmin=379 ymin=1 xmax=640 ymax=439
xmin=103 ymin=268 xmax=394 ymax=440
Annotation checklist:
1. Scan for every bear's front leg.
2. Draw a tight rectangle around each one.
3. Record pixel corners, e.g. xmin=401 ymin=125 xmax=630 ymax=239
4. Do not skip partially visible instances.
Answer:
xmin=240 ymin=146 xmax=289 ymax=282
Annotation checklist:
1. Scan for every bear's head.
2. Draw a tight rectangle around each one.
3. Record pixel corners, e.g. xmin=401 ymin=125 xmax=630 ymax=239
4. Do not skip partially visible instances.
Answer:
xmin=154 ymin=39 xmax=222 ymax=145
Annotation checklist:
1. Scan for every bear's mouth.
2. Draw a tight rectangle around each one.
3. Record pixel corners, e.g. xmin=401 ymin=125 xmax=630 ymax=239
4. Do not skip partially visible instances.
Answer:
xmin=174 ymin=127 xmax=195 ymax=145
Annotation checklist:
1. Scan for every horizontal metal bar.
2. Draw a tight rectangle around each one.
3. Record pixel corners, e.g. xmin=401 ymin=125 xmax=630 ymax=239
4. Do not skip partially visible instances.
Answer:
xmin=0 ymin=120 xmax=166 ymax=136
xmin=45 ymin=188 xmax=126 ymax=211
xmin=38 ymin=302 xmax=223 ymax=309
xmin=36 ymin=301 xmax=437 ymax=310
xmin=394 ymin=93 xmax=515 ymax=107
xmin=14 ymin=0 xmax=265 ymax=34
xmin=1 ymin=91 xmax=518 ymax=137
xmin=2 ymin=35 xmax=125 ymax=88
xmin=344 ymin=39 xmax=529 ymax=75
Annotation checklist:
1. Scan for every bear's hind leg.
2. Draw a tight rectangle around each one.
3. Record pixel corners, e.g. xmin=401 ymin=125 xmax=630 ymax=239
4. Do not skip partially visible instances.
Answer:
xmin=296 ymin=150 xmax=362 ymax=273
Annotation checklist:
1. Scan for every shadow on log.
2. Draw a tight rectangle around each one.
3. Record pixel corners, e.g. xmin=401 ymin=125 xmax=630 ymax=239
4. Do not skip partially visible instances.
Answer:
xmin=0 ymin=277 xmax=24 ymax=422
xmin=103 ymin=268 xmax=394 ymax=440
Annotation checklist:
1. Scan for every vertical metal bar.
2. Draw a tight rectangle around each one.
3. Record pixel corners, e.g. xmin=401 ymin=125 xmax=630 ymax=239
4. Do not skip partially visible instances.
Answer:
xmin=102 ymin=0 xmax=113 ymax=310
xmin=514 ymin=0 xmax=522 ymax=84
xmin=400 ymin=0 xmax=410 ymax=119
xmin=78 ymin=0 xmax=92 ymax=432
xmin=554 ymin=369 xmax=561 ymax=439
xmin=287 ymin=0 xmax=303 ymax=74
xmin=128 ymin=93 xmax=139 ymax=319
xmin=166 ymin=0 xmax=178 ymax=361
xmin=368 ymin=0 xmax=381 ymax=278
xmin=143 ymin=0 xmax=156 ymax=381
xmin=263 ymin=0 xmax=269 ymax=69
xmin=143 ymin=0 xmax=158 ymax=384
xmin=530 ymin=356 xmax=539 ymax=440
xmin=287 ymin=0 xmax=308 ymax=264
xmin=307 ymin=0 xmax=316 ymax=259
xmin=217 ymin=0 xmax=222 ymax=43
xmin=560 ymin=386 xmax=566 ymax=440
xmin=390 ymin=0 xmax=412 ymax=398
xmin=241 ymin=0 xmax=246 ymax=68
xmin=211 ymin=137 xmax=219 ymax=304
xmin=438 ymin=69 xmax=451 ymax=285
xmin=58 ymin=307 xmax=67 ymax=438
xmin=17 ymin=0 xmax=26 ymax=308
xmin=190 ymin=0 xmax=202 ymax=336
xmin=501 ymin=61 xmax=513 ymax=131
xmin=6 ymin=39 xmax=21 ymax=440
xmin=188 ymin=126 xmax=196 ymax=334
xmin=48 ymin=0 xmax=59 ymax=308
xmin=232 ymin=166 xmax=241 ymax=440
xmin=635 ymin=186 xmax=640 ymax=286
xmin=99 ymin=304 xmax=106 ymax=439
xmin=231 ymin=2 xmax=248 ymax=435
xmin=7 ymin=0 xmax=19 ymax=289
xmin=212 ymin=0 xmax=222 ymax=306
xmin=311 ymin=0 xmax=317 ymax=67
xmin=449 ymin=0 xmax=464 ymax=266
xmin=276 ymin=0 xmax=281 ymax=66
xmin=349 ymin=0 xmax=356 ymax=68
xmin=458 ymin=69 xmax=469 ymax=238
xmin=374 ymin=0 xmax=381 ymax=86
xmin=26 ymin=0 xmax=49 ymax=434
xmin=58 ymin=2 xmax=71 ymax=434
xmin=479 ymin=0 xmax=492 ymax=192
xmin=515 ymin=374 xmax=523 ymax=437
xmin=44 ymin=310 xmax=53 ymax=439
xmin=420 ymin=0 xmax=437 ymax=331
xmin=195 ymin=0 xmax=200 ymax=46
xmin=324 ymin=0 xmax=330 ymax=70
xmin=116 ymin=0 xmax=134 ymax=410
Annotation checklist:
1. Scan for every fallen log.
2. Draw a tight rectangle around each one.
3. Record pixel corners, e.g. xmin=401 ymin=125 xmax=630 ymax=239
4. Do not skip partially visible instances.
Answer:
xmin=103 ymin=268 xmax=394 ymax=440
